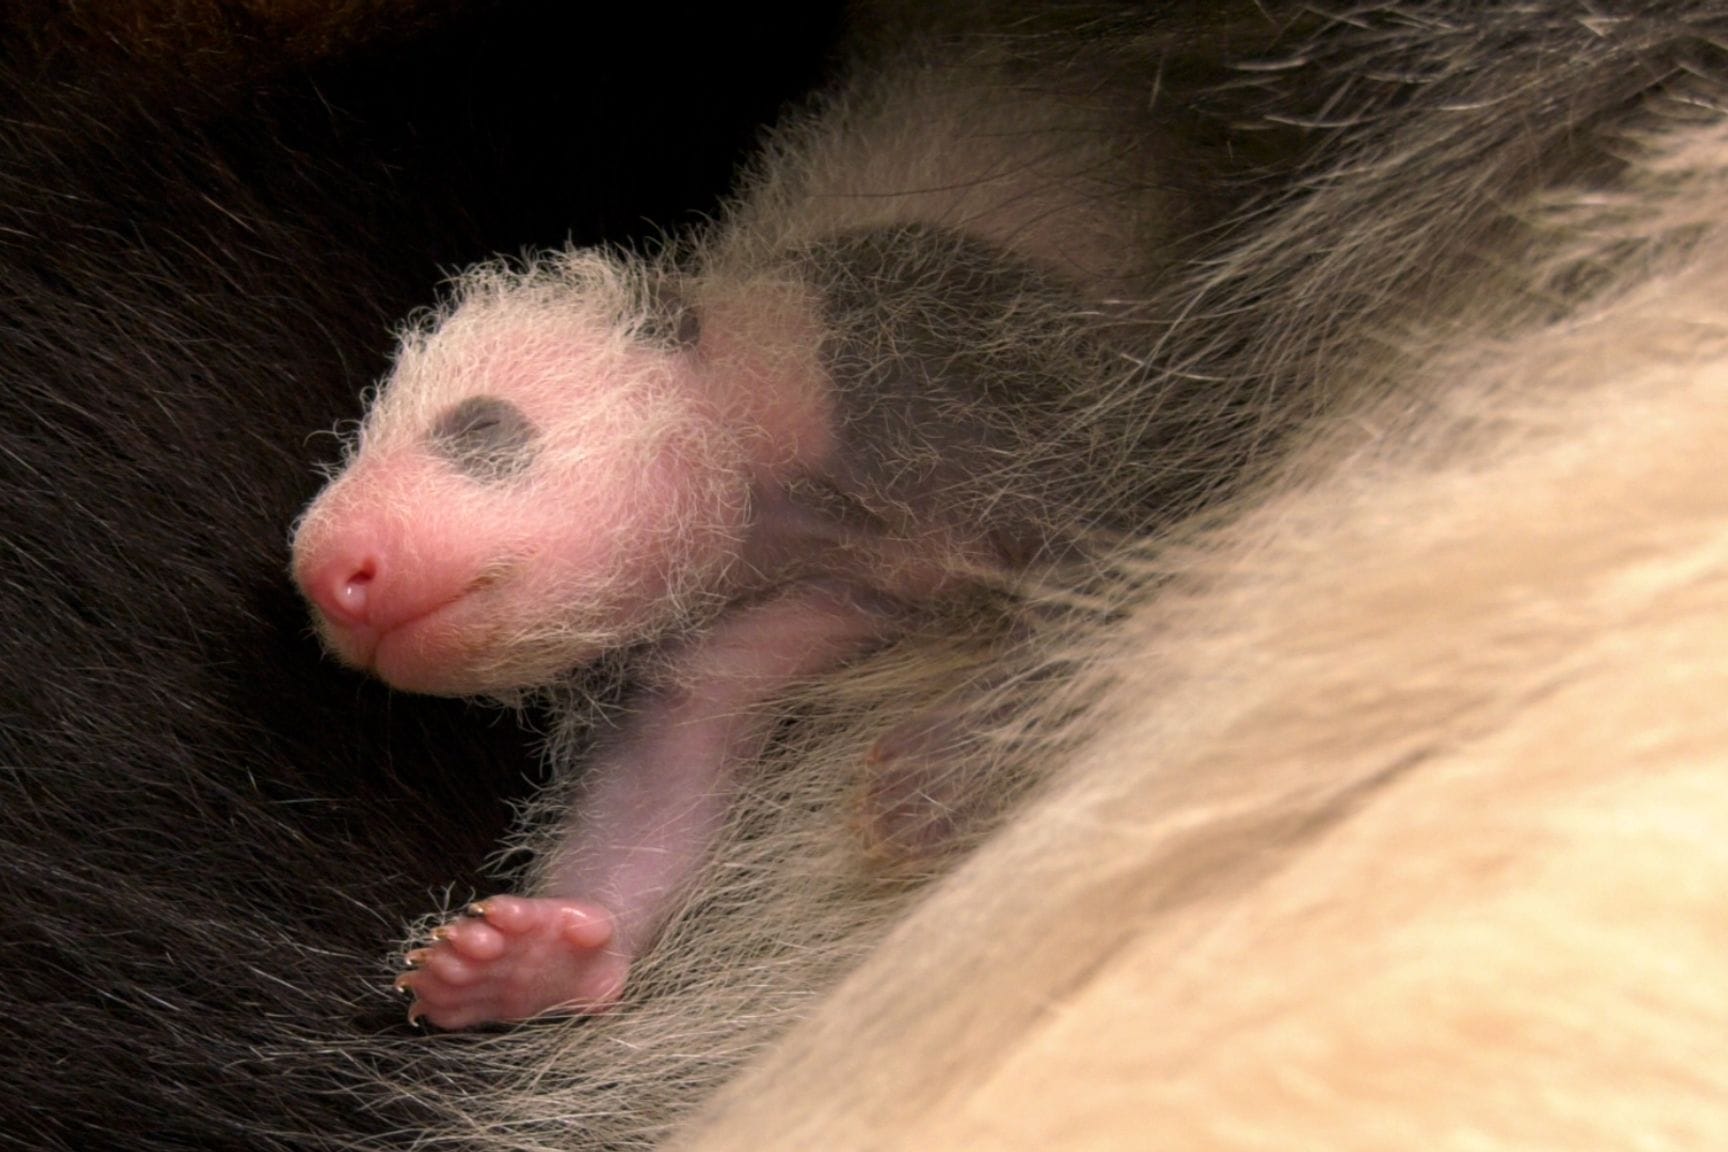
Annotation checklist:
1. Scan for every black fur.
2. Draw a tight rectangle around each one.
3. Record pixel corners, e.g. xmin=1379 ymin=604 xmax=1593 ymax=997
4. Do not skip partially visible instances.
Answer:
xmin=0 ymin=6 xmax=839 ymax=1149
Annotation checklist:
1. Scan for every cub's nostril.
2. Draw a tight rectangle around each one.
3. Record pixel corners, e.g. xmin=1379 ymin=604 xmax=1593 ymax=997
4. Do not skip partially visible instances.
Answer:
xmin=309 ymin=554 xmax=378 ymax=626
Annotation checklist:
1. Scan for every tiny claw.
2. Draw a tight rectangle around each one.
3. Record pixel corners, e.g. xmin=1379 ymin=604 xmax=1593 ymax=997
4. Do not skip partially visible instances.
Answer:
xmin=393 ymin=972 xmax=415 ymax=993
xmin=431 ymin=925 xmax=454 ymax=942
xmin=465 ymin=901 xmax=488 ymax=918
xmin=406 ymin=1002 xmax=426 ymax=1029
xmin=404 ymin=948 xmax=431 ymax=967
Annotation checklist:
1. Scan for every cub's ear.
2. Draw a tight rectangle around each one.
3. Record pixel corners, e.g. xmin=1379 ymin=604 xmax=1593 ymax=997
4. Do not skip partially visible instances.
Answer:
xmin=639 ymin=274 xmax=702 ymax=352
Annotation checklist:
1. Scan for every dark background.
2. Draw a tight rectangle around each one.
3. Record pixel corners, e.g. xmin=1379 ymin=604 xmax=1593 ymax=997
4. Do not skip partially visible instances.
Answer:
xmin=0 ymin=4 xmax=842 ymax=1148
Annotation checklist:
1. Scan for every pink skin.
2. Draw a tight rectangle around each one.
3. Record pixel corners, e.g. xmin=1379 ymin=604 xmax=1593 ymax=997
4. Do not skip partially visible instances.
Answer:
xmin=293 ymin=296 xmax=922 ymax=1029
xmin=397 ymin=896 xmax=623 ymax=1029
xmin=393 ymin=586 xmax=888 ymax=1029
xmin=290 ymin=346 xmax=760 ymax=698
xmin=291 ymin=442 xmax=720 ymax=696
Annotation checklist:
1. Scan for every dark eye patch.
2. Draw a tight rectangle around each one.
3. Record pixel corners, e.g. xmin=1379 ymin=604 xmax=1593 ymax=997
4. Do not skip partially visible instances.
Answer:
xmin=429 ymin=396 xmax=537 ymax=480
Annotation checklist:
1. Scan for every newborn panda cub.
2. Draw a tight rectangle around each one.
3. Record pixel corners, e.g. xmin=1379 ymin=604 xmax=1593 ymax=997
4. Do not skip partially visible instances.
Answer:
xmin=291 ymin=225 xmax=1111 ymax=1030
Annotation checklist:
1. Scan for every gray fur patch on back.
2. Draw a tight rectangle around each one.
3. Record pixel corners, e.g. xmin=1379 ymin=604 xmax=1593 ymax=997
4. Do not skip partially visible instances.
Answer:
xmin=803 ymin=223 xmax=1113 ymax=563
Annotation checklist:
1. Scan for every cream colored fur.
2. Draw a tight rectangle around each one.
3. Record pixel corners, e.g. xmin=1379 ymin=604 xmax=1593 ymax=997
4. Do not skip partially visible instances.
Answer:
xmin=670 ymin=114 xmax=1728 ymax=1152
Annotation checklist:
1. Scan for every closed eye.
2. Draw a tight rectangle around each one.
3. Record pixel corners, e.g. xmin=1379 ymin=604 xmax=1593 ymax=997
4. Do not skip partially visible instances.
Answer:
xmin=429 ymin=395 xmax=538 ymax=480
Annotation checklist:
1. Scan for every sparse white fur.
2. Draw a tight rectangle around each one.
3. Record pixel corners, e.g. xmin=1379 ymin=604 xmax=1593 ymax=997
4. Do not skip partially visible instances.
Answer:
xmin=295 ymin=250 xmax=755 ymax=692
xmin=709 ymin=49 xmax=1170 ymax=300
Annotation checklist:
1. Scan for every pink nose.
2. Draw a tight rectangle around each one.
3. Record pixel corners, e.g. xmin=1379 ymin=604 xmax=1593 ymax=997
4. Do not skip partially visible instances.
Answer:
xmin=293 ymin=519 xmax=476 ymax=644
xmin=302 ymin=550 xmax=380 ymax=628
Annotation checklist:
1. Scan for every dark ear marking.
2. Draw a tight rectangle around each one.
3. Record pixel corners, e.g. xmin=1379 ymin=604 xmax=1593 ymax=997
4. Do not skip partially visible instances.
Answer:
xmin=429 ymin=396 xmax=538 ymax=480
xmin=640 ymin=276 xmax=702 ymax=351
